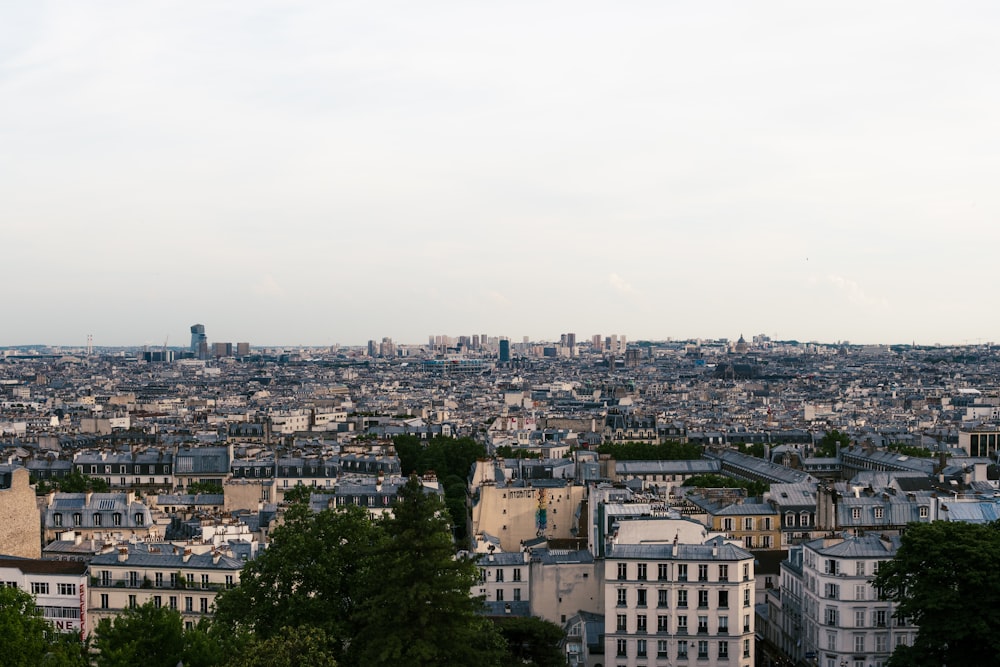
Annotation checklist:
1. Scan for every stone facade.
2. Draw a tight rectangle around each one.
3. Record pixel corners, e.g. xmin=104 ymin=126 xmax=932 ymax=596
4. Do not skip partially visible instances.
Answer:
xmin=0 ymin=466 xmax=41 ymax=558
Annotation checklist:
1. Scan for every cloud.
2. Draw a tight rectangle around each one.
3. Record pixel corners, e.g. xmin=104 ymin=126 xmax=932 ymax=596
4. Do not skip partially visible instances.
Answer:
xmin=827 ymin=274 xmax=887 ymax=307
xmin=253 ymin=274 xmax=285 ymax=298
xmin=609 ymin=273 xmax=634 ymax=294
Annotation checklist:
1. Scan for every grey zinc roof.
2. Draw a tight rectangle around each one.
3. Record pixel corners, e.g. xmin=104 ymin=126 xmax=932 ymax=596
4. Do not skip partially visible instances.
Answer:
xmin=608 ymin=537 xmax=752 ymax=562
xmin=89 ymin=543 xmax=244 ymax=570
xmin=804 ymin=534 xmax=900 ymax=558
xmin=616 ymin=459 xmax=720 ymax=475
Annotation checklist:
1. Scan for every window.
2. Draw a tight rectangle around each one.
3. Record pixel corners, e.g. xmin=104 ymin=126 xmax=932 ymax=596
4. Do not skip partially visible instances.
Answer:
xmin=743 ymin=588 xmax=751 ymax=607
xmin=919 ymin=506 xmax=929 ymax=518
xmin=876 ymin=633 xmax=888 ymax=652
xmin=744 ymin=517 xmax=754 ymax=530
xmin=617 ymin=589 xmax=627 ymax=606
xmin=155 ymin=572 xmax=163 ymax=587
xmin=764 ymin=516 xmax=772 ymax=530
xmin=856 ymin=561 xmax=866 ymax=576
xmin=135 ymin=513 xmax=145 ymax=526
xmin=57 ymin=583 xmax=76 ymax=596
xmin=742 ymin=563 xmax=749 ymax=581
xmin=496 ymin=589 xmax=504 ymax=602
xmin=201 ymin=574 xmax=209 ymax=589
xmin=698 ymin=590 xmax=709 ymax=608
xmin=513 ymin=568 xmax=521 ymax=582
xmin=185 ymin=596 xmax=193 ymax=612
xmin=855 ymin=610 xmax=866 ymax=628
xmin=697 ymin=615 xmax=708 ymax=634
xmin=718 ymin=590 xmax=729 ymax=608
xmin=617 ymin=563 xmax=627 ymax=580
xmin=718 ymin=564 xmax=729 ymax=582
xmin=637 ymin=615 xmax=647 ymax=634
xmin=186 ymin=573 xmax=194 ymax=585
xmin=513 ymin=588 xmax=521 ymax=601
xmin=658 ymin=589 xmax=669 ymax=608
xmin=854 ymin=634 xmax=865 ymax=652
xmin=658 ymin=563 xmax=669 ymax=581
xmin=826 ymin=607 xmax=839 ymax=626
xmin=170 ymin=573 xmax=178 ymax=587
xmin=31 ymin=582 xmax=49 ymax=595
xmin=100 ymin=570 xmax=111 ymax=586
xmin=723 ymin=517 xmax=733 ymax=531
xmin=637 ymin=563 xmax=647 ymax=580
xmin=698 ymin=564 xmax=708 ymax=582
xmin=677 ymin=639 xmax=688 ymax=658
xmin=678 ymin=564 xmax=688 ymax=581
xmin=697 ymin=640 xmax=709 ymax=658
xmin=53 ymin=513 xmax=63 ymax=527
xmin=801 ymin=512 xmax=810 ymax=526
xmin=637 ymin=588 xmax=647 ymax=607
xmin=743 ymin=614 xmax=750 ymax=633
xmin=154 ymin=595 xmax=162 ymax=608
xmin=128 ymin=571 xmax=139 ymax=587
xmin=113 ymin=513 xmax=122 ymax=526
xmin=616 ymin=638 xmax=627 ymax=657
xmin=657 ymin=639 xmax=669 ymax=657
xmin=200 ymin=598 xmax=208 ymax=613
xmin=874 ymin=609 xmax=887 ymax=627
xmin=617 ymin=614 xmax=628 ymax=631
xmin=874 ymin=507 xmax=883 ymax=519
xmin=852 ymin=508 xmax=861 ymax=520
xmin=678 ymin=590 xmax=688 ymax=607
xmin=100 ymin=593 xmax=108 ymax=609
xmin=678 ymin=615 xmax=688 ymax=633
xmin=719 ymin=615 xmax=729 ymax=634
xmin=128 ymin=594 xmax=136 ymax=608
xmin=855 ymin=584 xmax=867 ymax=601
xmin=719 ymin=640 xmax=729 ymax=659
xmin=761 ymin=535 xmax=772 ymax=548
xmin=169 ymin=596 xmax=177 ymax=610
xmin=743 ymin=638 xmax=751 ymax=658
xmin=636 ymin=639 xmax=647 ymax=657
xmin=827 ymin=630 xmax=837 ymax=650
xmin=72 ymin=513 xmax=81 ymax=526
xmin=496 ymin=569 xmax=504 ymax=583
xmin=825 ymin=583 xmax=840 ymax=599
xmin=657 ymin=615 xmax=669 ymax=632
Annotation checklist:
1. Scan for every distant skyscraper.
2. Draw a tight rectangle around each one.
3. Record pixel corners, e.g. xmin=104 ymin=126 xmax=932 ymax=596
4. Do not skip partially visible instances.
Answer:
xmin=499 ymin=338 xmax=510 ymax=363
xmin=236 ymin=342 xmax=250 ymax=356
xmin=190 ymin=324 xmax=207 ymax=359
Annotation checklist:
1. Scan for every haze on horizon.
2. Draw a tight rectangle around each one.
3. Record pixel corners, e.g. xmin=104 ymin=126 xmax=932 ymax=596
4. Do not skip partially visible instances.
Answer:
xmin=3 ymin=2 xmax=998 ymax=349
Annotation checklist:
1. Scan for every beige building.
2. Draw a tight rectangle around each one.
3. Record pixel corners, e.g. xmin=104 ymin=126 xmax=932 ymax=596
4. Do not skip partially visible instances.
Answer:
xmin=0 ymin=466 xmax=41 ymax=558
xmin=88 ymin=541 xmax=244 ymax=631
xmin=469 ymin=472 xmax=586 ymax=552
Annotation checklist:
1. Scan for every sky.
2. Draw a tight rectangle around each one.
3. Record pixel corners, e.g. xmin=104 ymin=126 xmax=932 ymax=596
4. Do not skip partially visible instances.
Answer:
xmin=2 ymin=1 xmax=999 ymax=348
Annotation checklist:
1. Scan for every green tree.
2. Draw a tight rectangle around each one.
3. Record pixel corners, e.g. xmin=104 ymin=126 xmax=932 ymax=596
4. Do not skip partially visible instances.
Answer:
xmin=682 ymin=474 xmax=769 ymax=498
xmin=0 ymin=585 xmax=53 ymax=666
xmin=494 ymin=616 xmax=565 ymax=667
xmin=815 ymin=429 xmax=850 ymax=457
xmin=349 ymin=476 xmax=505 ymax=667
xmin=213 ymin=503 xmax=383 ymax=662
xmin=873 ymin=521 xmax=1000 ymax=666
xmin=92 ymin=601 xmax=185 ymax=667
xmin=42 ymin=468 xmax=110 ymax=494
xmin=227 ymin=626 xmax=338 ymax=667
xmin=597 ymin=441 xmax=703 ymax=460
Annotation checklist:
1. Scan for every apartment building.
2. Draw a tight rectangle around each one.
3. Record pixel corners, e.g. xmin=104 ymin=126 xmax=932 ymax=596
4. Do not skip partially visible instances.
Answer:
xmin=0 ymin=557 xmax=88 ymax=636
xmin=605 ymin=536 xmax=755 ymax=667
xmin=88 ymin=542 xmax=243 ymax=631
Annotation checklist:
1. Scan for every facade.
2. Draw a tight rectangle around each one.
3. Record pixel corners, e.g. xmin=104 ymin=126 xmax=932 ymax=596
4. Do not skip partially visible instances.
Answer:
xmin=604 ymin=537 xmax=755 ymax=667
xmin=475 ymin=550 xmax=531 ymax=610
xmin=0 ymin=465 xmax=42 ymax=558
xmin=798 ymin=535 xmax=913 ymax=667
xmin=42 ymin=491 xmax=156 ymax=545
xmin=88 ymin=542 xmax=244 ymax=631
xmin=0 ymin=557 xmax=88 ymax=636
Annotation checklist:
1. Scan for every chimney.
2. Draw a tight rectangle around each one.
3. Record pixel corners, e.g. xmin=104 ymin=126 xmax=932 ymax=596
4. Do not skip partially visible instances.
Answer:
xmin=117 ymin=546 xmax=128 ymax=562
xmin=212 ymin=550 xmax=221 ymax=565
xmin=182 ymin=548 xmax=192 ymax=563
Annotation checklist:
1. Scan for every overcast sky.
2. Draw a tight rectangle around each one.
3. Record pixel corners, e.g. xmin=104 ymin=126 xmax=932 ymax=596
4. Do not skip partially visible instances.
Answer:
xmin=3 ymin=1 xmax=998 ymax=347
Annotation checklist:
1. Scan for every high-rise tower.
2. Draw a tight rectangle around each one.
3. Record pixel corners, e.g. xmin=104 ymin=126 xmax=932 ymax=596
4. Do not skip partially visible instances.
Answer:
xmin=190 ymin=324 xmax=207 ymax=359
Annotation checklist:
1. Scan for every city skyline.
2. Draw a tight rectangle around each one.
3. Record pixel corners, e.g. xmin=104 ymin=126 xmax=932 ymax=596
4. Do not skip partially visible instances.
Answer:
xmin=3 ymin=2 xmax=999 ymax=347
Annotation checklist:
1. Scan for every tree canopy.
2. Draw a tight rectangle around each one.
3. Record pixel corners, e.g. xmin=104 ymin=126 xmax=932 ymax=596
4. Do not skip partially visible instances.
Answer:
xmin=873 ymin=520 xmax=1000 ymax=666
xmin=682 ymin=474 xmax=769 ymax=498
xmin=0 ymin=585 xmax=88 ymax=667
xmin=597 ymin=440 xmax=703 ymax=460
xmin=814 ymin=429 xmax=850 ymax=457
